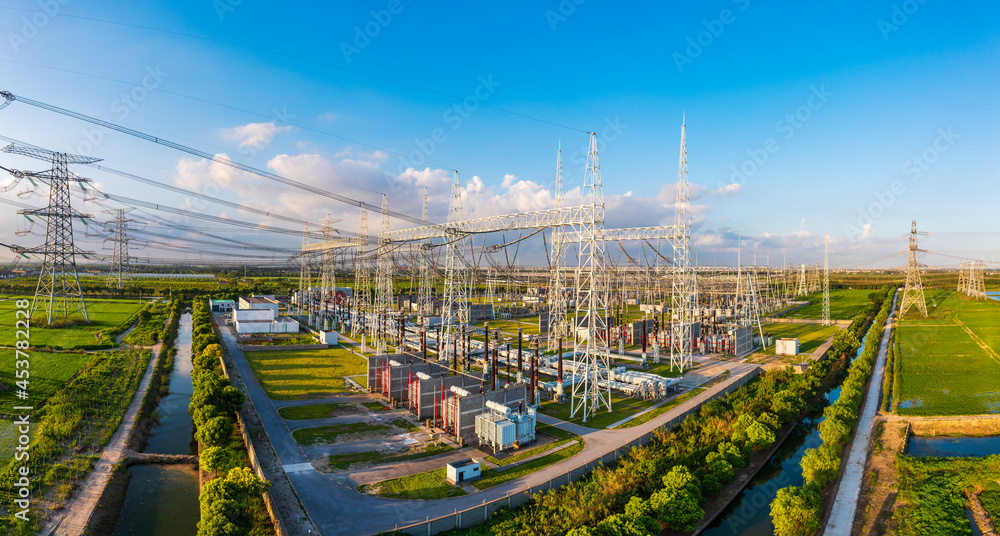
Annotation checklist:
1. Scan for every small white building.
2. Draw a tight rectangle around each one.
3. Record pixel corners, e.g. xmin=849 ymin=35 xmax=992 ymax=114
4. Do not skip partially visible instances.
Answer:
xmin=234 ymin=308 xmax=299 ymax=335
xmin=239 ymin=296 xmax=279 ymax=316
xmin=319 ymin=331 xmax=339 ymax=345
xmin=776 ymin=338 xmax=800 ymax=356
xmin=445 ymin=459 xmax=481 ymax=485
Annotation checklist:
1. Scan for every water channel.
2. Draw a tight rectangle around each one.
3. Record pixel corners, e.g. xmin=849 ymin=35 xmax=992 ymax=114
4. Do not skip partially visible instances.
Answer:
xmin=699 ymin=333 xmax=868 ymax=536
xmin=112 ymin=312 xmax=199 ymax=536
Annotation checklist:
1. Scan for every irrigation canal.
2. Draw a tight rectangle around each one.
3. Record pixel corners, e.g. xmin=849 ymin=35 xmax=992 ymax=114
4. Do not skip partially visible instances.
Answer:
xmin=112 ymin=312 xmax=199 ymax=536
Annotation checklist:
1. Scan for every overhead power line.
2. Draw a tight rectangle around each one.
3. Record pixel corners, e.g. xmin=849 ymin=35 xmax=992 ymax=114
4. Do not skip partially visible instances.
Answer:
xmin=3 ymin=92 xmax=430 ymax=226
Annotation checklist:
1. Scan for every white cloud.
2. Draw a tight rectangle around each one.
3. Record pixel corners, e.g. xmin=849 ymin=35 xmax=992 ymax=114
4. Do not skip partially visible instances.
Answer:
xmin=713 ymin=183 xmax=741 ymax=196
xmin=220 ymin=121 xmax=292 ymax=149
xmin=860 ymin=223 xmax=875 ymax=240
xmin=317 ymin=112 xmax=337 ymax=122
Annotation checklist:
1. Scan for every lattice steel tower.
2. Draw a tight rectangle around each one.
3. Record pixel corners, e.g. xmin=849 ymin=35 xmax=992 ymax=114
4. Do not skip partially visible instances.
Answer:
xmin=669 ymin=118 xmax=695 ymax=373
xmin=570 ymin=132 xmax=612 ymax=422
xmin=2 ymin=145 xmax=97 ymax=324
xmin=298 ymin=223 xmax=312 ymax=318
xmin=353 ymin=205 xmax=372 ymax=337
xmin=320 ymin=215 xmax=337 ymax=330
xmin=899 ymin=220 xmax=928 ymax=317
xmin=442 ymin=171 xmax=471 ymax=365
xmin=417 ymin=186 xmax=434 ymax=317
xmin=104 ymin=208 xmax=135 ymax=289
xmin=822 ymin=230 xmax=830 ymax=326
xmin=375 ymin=194 xmax=394 ymax=354
xmin=547 ymin=142 xmax=568 ymax=351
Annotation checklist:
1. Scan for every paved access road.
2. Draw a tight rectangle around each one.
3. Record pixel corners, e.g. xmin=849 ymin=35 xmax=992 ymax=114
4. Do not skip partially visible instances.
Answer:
xmin=216 ymin=313 xmax=759 ymax=536
xmin=824 ymin=289 xmax=898 ymax=536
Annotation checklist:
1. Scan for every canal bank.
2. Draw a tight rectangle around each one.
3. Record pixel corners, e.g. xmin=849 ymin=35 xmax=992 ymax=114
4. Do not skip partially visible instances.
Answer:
xmin=95 ymin=311 xmax=199 ymax=536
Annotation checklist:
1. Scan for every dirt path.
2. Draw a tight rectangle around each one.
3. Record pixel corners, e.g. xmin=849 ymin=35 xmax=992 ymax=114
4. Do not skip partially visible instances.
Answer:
xmin=40 ymin=343 xmax=162 ymax=536
xmin=850 ymin=418 xmax=909 ymax=536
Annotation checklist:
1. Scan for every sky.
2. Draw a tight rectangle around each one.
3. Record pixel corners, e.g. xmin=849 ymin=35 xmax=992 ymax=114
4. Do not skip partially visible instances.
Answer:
xmin=0 ymin=0 xmax=998 ymax=269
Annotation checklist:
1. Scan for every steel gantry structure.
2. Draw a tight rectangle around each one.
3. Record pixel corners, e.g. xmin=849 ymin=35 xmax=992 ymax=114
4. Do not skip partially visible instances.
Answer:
xmin=296 ymin=125 xmax=696 ymax=423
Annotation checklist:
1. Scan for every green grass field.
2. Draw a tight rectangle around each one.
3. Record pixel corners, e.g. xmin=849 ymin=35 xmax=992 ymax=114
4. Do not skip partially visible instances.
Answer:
xmin=539 ymin=392 xmax=664 ymax=429
xmin=761 ymin=323 xmax=841 ymax=356
xmin=359 ymin=468 xmax=467 ymax=500
xmin=277 ymin=402 xmax=355 ymax=420
xmin=327 ymin=442 xmax=453 ymax=470
xmin=784 ymin=289 xmax=874 ymax=320
xmin=0 ymin=349 xmax=93 ymax=409
xmin=241 ymin=345 xmax=368 ymax=400
xmin=0 ymin=297 xmax=145 ymax=349
xmin=897 ymin=290 xmax=1000 ymax=415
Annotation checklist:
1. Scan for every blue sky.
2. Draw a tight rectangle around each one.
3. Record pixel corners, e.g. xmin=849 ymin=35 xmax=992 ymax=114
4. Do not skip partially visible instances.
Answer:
xmin=0 ymin=0 xmax=997 ymax=268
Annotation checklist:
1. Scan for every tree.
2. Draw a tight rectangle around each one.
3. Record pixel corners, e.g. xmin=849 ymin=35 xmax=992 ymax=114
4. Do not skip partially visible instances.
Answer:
xmin=201 ymin=446 xmax=240 ymax=475
xmin=745 ymin=421 xmax=776 ymax=452
xmin=818 ymin=416 xmax=851 ymax=448
xmin=717 ymin=441 xmax=746 ymax=468
xmin=196 ymin=416 xmax=234 ymax=448
xmin=198 ymin=498 xmax=250 ymax=536
xmin=772 ymin=390 xmax=805 ymax=422
xmin=758 ymin=412 xmax=782 ymax=430
xmin=770 ymin=486 xmax=821 ymax=536
xmin=801 ymin=445 xmax=841 ymax=488
xmin=624 ymin=496 xmax=651 ymax=518
xmin=220 ymin=386 xmax=244 ymax=415
xmin=661 ymin=465 xmax=700 ymax=497
xmin=649 ymin=487 xmax=703 ymax=532
xmin=732 ymin=413 xmax=755 ymax=435
xmin=192 ymin=404 xmax=221 ymax=427
xmin=193 ymin=352 xmax=221 ymax=372
xmin=705 ymin=452 xmax=734 ymax=483
xmin=138 ymin=308 xmax=152 ymax=323
xmin=831 ymin=330 xmax=861 ymax=360
xmin=701 ymin=473 xmax=722 ymax=496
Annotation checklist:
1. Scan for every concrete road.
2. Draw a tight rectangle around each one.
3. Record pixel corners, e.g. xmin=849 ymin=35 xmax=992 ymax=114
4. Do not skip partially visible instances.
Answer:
xmin=216 ymin=313 xmax=759 ymax=535
xmin=824 ymin=289 xmax=898 ymax=536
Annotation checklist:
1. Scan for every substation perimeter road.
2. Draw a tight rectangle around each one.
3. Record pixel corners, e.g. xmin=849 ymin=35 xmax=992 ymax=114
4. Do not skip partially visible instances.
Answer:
xmin=824 ymin=289 xmax=899 ymax=536
xmin=215 ymin=313 xmax=759 ymax=536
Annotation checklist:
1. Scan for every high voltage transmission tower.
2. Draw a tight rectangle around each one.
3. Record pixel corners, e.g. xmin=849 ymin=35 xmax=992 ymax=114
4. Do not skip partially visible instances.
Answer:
xmin=547 ymin=142 xmax=567 ymax=352
xmin=570 ymin=132 xmax=611 ymax=418
xmin=418 ymin=186 xmax=434 ymax=317
xmin=1 ymin=144 xmax=96 ymax=324
xmin=669 ymin=119 xmax=695 ymax=373
xmin=375 ymin=194 xmax=394 ymax=354
xmin=796 ymin=263 xmax=808 ymax=296
xmin=442 ymin=171 xmax=471 ymax=366
xmin=298 ymin=223 xmax=312 ymax=319
xmin=822 ymin=231 xmax=830 ymax=326
xmin=103 ymin=208 xmax=137 ymax=289
xmin=959 ymin=259 xmax=986 ymax=299
xmin=320 ymin=214 xmax=337 ymax=330
xmin=354 ymin=204 xmax=373 ymax=338
xmin=899 ymin=220 xmax=928 ymax=317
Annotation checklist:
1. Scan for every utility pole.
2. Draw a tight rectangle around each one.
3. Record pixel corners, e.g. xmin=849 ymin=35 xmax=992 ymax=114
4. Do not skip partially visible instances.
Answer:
xmin=822 ymin=229 xmax=830 ymax=326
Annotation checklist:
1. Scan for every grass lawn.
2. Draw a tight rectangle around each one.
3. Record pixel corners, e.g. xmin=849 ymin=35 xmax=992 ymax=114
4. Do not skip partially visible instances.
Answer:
xmin=242 ymin=345 xmax=368 ymax=400
xmin=485 ymin=423 xmax=578 ymax=466
xmin=615 ymin=387 xmax=706 ymax=429
xmin=277 ymin=403 xmax=355 ymax=420
xmin=0 ymin=349 xmax=94 ymax=409
xmin=760 ymin=323 xmax=841 ymax=356
xmin=0 ymin=297 xmax=146 ymax=349
xmin=291 ymin=419 xmax=413 ymax=446
xmin=473 ymin=440 xmax=584 ymax=490
xmin=897 ymin=290 xmax=1000 ymax=415
xmin=539 ymin=392 xmax=664 ymax=429
xmin=359 ymin=468 xmax=467 ymax=500
xmin=784 ymin=289 xmax=874 ymax=320
xmin=327 ymin=441 xmax=453 ymax=470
